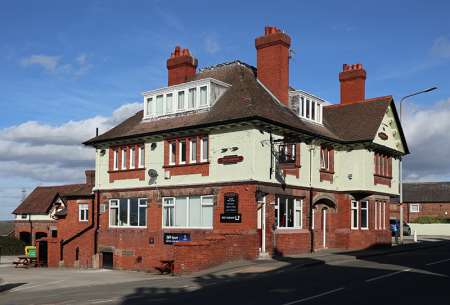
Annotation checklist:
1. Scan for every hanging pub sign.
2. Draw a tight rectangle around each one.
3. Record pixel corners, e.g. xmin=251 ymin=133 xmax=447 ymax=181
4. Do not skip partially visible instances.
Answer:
xmin=224 ymin=192 xmax=239 ymax=214
xmin=163 ymin=233 xmax=191 ymax=245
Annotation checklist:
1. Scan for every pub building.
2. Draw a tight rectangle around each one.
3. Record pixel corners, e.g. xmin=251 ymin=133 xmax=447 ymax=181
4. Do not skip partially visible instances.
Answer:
xmin=14 ymin=26 xmax=407 ymax=273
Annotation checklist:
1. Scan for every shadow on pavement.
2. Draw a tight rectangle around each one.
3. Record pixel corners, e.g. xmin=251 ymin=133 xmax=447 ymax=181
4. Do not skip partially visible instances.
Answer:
xmin=0 ymin=283 xmax=26 ymax=293
xmin=118 ymin=240 xmax=450 ymax=305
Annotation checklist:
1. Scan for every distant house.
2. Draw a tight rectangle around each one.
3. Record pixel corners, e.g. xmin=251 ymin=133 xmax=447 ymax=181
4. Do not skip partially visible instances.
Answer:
xmin=12 ymin=170 xmax=95 ymax=246
xmin=390 ymin=182 xmax=450 ymax=222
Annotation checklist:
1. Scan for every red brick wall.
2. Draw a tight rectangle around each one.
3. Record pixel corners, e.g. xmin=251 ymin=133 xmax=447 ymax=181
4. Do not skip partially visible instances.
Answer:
xmin=97 ymin=184 xmax=259 ymax=272
xmin=405 ymin=202 xmax=450 ymax=222
xmin=14 ymin=220 xmax=54 ymax=245
xmin=54 ymin=197 xmax=96 ymax=268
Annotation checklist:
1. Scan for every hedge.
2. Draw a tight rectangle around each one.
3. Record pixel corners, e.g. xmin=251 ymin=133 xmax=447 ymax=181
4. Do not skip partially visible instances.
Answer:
xmin=410 ymin=216 xmax=450 ymax=224
xmin=0 ymin=236 xmax=25 ymax=256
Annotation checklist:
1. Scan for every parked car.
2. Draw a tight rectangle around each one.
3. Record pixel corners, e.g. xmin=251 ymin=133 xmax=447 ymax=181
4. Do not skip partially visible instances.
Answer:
xmin=390 ymin=219 xmax=411 ymax=236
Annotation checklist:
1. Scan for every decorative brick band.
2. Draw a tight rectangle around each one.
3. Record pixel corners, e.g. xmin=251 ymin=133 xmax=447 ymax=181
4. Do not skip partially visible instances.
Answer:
xmin=108 ymin=169 xmax=145 ymax=183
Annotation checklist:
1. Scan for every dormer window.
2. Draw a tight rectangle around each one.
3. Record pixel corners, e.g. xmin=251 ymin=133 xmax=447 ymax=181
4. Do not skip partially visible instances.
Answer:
xmin=289 ymin=90 xmax=328 ymax=124
xmin=142 ymin=78 xmax=230 ymax=120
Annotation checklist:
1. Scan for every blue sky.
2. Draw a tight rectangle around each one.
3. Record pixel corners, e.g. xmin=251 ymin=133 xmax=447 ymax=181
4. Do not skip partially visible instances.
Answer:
xmin=1 ymin=0 xmax=450 ymax=219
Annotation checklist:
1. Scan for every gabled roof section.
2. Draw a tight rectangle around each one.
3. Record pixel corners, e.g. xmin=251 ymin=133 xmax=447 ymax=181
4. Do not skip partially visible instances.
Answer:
xmin=403 ymin=182 xmax=450 ymax=203
xmin=83 ymin=61 xmax=408 ymax=155
xmin=323 ymin=96 xmax=409 ymax=154
xmin=84 ymin=61 xmax=339 ymax=145
xmin=12 ymin=184 xmax=93 ymax=215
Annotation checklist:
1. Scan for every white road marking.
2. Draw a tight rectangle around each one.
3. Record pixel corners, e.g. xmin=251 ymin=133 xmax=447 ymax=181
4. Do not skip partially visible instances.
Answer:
xmin=281 ymin=287 xmax=345 ymax=305
xmin=9 ymin=280 xmax=64 ymax=292
xmin=426 ymin=258 xmax=450 ymax=266
xmin=88 ymin=298 xmax=119 ymax=304
xmin=365 ymin=268 xmax=411 ymax=283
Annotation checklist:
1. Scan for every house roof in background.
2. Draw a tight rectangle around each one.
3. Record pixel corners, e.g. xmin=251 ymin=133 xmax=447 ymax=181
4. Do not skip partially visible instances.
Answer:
xmin=403 ymin=182 xmax=450 ymax=203
xmin=0 ymin=221 xmax=14 ymax=236
xmin=12 ymin=184 xmax=93 ymax=215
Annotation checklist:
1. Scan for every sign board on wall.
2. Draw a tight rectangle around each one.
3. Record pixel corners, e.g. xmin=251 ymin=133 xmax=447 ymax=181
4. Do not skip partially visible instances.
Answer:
xmin=224 ymin=192 xmax=239 ymax=214
xmin=163 ymin=233 xmax=191 ymax=245
xmin=220 ymin=213 xmax=242 ymax=223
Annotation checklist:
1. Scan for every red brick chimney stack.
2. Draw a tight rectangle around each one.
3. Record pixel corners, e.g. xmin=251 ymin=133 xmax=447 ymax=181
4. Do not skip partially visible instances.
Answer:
xmin=167 ymin=46 xmax=198 ymax=86
xmin=339 ymin=63 xmax=367 ymax=104
xmin=255 ymin=26 xmax=292 ymax=106
xmin=85 ymin=170 xmax=95 ymax=186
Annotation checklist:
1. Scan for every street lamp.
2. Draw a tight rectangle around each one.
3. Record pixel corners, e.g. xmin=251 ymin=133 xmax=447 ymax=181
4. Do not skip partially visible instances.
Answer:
xmin=398 ymin=86 xmax=437 ymax=243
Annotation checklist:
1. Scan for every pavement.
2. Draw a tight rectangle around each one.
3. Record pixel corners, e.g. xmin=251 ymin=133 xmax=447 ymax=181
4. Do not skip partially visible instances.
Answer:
xmin=0 ymin=236 xmax=449 ymax=305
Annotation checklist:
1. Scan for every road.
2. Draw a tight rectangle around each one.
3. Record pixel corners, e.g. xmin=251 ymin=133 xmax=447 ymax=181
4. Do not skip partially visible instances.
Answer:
xmin=1 ymin=242 xmax=450 ymax=305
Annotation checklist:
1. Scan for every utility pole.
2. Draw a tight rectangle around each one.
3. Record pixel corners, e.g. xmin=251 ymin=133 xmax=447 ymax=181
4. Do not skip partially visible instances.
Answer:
xmin=398 ymin=86 xmax=437 ymax=243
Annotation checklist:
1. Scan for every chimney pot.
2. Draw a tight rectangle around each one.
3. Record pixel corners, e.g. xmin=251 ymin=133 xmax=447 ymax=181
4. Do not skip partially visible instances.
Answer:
xmin=339 ymin=63 xmax=366 ymax=104
xmin=166 ymin=45 xmax=198 ymax=86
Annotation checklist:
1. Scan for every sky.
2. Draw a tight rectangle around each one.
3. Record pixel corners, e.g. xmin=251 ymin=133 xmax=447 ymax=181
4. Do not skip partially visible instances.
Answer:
xmin=1 ymin=0 xmax=450 ymax=219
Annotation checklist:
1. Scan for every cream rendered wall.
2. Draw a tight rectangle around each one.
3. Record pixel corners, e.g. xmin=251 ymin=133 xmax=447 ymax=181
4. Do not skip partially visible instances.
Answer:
xmin=373 ymin=105 xmax=405 ymax=154
xmin=95 ymin=126 xmax=400 ymax=195
xmin=95 ymin=127 xmax=257 ymax=190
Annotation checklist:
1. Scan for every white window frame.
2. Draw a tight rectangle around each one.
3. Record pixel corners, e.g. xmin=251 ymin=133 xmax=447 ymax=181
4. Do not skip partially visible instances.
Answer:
xmin=382 ymin=201 xmax=386 ymax=230
xmin=179 ymin=140 xmax=186 ymax=164
xmin=79 ymin=203 xmax=89 ymax=222
xmin=200 ymin=137 xmax=209 ymax=162
xmin=374 ymin=201 xmax=378 ymax=230
xmin=129 ymin=147 xmax=135 ymax=169
xmin=169 ymin=141 xmax=176 ymax=165
xmin=311 ymin=208 xmax=315 ymax=230
xmin=138 ymin=145 xmax=145 ymax=168
xmin=410 ymin=203 xmax=420 ymax=213
xmin=121 ymin=148 xmax=127 ymax=170
xmin=162 ymin=195 xmax=214 ymax=229
xmin=199 ymin=86 xmax=208 ymax=107
xmin=351 ymin=200 xmax=359 ymax=229
xmin=146 ymin=97 xmax=153 ymax=116
xmin=177 ymin=90 xmax=185 ymax=111
xmin=276 ymin=197 xmax=303 ymax=229
xmin=108 ymin=198 xmax=148 ymax=228
xmin=360 ymin=201 xmax=369 ymax=230
xmin=190 ymin=138 xmax=197 ymax=163
xmin=320 ymin=147 xmax=330 ymax=170
xmin=113 ymin=150 xmax=119 ymax=170
xmin=166 ymin=93 xmax=173 ymax=114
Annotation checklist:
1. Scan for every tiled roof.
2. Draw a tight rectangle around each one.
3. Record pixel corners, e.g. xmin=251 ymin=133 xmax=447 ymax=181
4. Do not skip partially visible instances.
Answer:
xmin=84 ymin=61 xmax=406 ymax=152
xmin=403 ymin=182 xmax=450 ymax=203
xmin=12 ymin=184 xmax=93 ymax=215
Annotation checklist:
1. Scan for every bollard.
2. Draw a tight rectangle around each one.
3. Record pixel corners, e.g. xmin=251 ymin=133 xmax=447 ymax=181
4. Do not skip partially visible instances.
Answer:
xmin=413 ymin=230 xmax=418 ymax=243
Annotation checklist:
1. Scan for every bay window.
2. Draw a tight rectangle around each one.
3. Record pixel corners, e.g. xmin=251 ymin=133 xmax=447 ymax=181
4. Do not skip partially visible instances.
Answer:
xmin=275 ymin=197 xmax=303 ymax=228
xmin=109 ymin=198 xmax=147 ymax=228
xmin=162 ymin=195 xmax=213 ymax=228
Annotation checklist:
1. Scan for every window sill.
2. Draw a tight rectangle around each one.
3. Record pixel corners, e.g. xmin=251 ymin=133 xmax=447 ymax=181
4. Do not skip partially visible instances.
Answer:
xmin=275 ymin=227 xmax=307 ymax=233
xmin=373 ymin=174 xmax=392 ymax=179
xmin=108 ymin=168 xmax=145 ymax=173
xmin=320 ymin=169 xmax=335 ymax=174
xmin=163 ymin=162 xmax=209 ymax=168
xmin=162 ymin=227 xmax=213 ymax=230
xmin=279 ymin=163 xmax=300 ymax=169
xmin=108 ymin=226 xmax=147 ymax=229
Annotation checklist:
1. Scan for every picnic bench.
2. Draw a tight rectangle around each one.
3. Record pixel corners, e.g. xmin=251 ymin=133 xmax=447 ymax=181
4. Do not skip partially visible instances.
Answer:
xmin=155 ymin=259 xmax=175 ymax=275
xmin=13 ymin=256 xmax=37 ymax=268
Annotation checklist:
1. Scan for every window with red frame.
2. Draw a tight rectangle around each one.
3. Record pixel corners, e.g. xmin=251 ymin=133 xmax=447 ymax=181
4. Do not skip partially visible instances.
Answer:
xmin=110 ymin=144 xmax=143 ymax=171
xmin=320 ymin=146 xmax=333 ymax=172
xmin=374 ymin=152 xmax=392 ymax=177
xmin=166 ymin=135 xmax=208 ymax=166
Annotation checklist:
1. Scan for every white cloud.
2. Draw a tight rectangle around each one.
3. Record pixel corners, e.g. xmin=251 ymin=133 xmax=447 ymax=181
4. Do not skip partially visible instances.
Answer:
xmin=20 ymin=54 xmax=60 ymax=72
xmin=431 ymin=36 xmax=450 ymax=59
xmin=0 ymin=102 xmax=141 ymax=183
xmin=204 ymin=35 xmax=220 ymax=54
xmin=20 ymin=53 xmax=93 ymax=76
xmin=403 ymin=98 xmax=450 ymax=182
